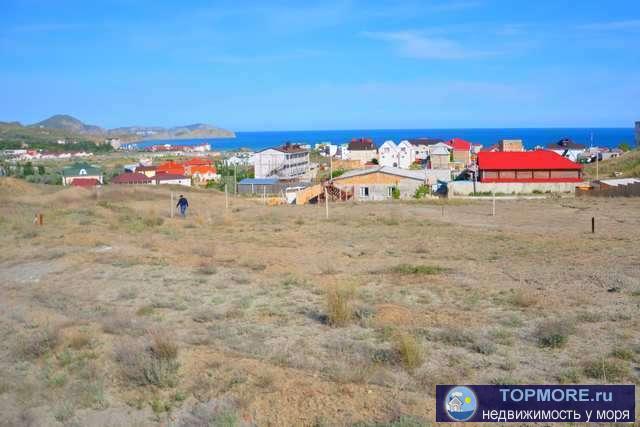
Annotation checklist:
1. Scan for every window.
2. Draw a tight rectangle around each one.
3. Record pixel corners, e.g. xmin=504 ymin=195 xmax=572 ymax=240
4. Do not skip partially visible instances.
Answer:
xmin=387 ymin=187 xmax=394 ymax=196
xmin=359 ymin=187 xmax=369 ymax=197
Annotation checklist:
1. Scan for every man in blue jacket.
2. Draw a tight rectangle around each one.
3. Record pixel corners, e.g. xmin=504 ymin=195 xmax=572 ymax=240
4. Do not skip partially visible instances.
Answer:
xmin=176 ymin=195 xmax=189 ymax=217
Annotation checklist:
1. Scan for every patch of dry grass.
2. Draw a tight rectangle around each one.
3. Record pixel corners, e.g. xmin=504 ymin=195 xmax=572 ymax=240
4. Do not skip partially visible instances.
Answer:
xmin=325 ymin=284 xmax=355 ymax=327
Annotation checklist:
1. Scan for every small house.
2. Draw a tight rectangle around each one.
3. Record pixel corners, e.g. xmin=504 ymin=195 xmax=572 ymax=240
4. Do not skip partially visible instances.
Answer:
xmin=253 ymin=143 xmax=310 ymax=179
xmin=547 ymin=139 xmax=586 ymax=162
xmin=62 ymin=162 xmax=103 ymax=186
xmin=135 ymin=165 xmax=157 ymax=178
xmin=346 ymin=138 xmax=377 ymax=165
xmin=449 ymin=138 xmax=472 ymax=166
xmin=331 ymin=166 xmax=449 ymax=200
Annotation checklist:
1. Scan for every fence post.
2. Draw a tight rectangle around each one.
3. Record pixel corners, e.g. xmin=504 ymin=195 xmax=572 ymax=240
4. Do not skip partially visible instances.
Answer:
xmin=324 ymin=188 xmax=329 ymax=220
xmin=225 ymin=185 xmax=229 ymax=209
xmin=171 ymin=192 xmax=174 ymax=218
xmin=592 ymin=216 xmax=595 ymax=233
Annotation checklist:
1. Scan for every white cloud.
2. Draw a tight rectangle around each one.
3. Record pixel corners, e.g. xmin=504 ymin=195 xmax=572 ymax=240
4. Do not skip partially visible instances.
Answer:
xmin=362 ymin=31 xmax=497 ymax=60
xmin=577 ymin=20 xmax=640 ymax=31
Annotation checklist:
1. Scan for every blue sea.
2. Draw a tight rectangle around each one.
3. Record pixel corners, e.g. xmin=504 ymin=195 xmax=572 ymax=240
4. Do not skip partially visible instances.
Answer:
xmin=134 ymin=128 xmax=635 ymax=151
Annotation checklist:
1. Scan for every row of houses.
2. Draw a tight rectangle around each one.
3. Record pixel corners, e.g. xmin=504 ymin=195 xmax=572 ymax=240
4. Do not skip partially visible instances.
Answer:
xmin=61 ymin=158 xmax=220 ymax=188
xmin=2 ymin=149 xmax=94 ymax=161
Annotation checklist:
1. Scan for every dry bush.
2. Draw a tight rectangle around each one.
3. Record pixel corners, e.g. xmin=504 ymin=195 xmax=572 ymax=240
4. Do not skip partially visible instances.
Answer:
xmin=18 ymin=325 xmax=61 ymax=358
xmin=148 ymin=329 xmax=178 ymax=360
xmin=534 ymin=319 xmax=574 ymax=348
xmin=113 ymin=332 xmax=180 ymax=388
xmin=394 ymin=333 xmax=424 ymax=371
xmin=101 ymin=313 xmax=147 ymax=336
xmin=67 ymin=330 xmax=93 ymax=350
xmin=509 ymin=288 xmax=539 ymax=308
xmin=325 ymin=285 xmax=355 ymax=327
xmin=583 ymin=358 xmax=630 ymax=382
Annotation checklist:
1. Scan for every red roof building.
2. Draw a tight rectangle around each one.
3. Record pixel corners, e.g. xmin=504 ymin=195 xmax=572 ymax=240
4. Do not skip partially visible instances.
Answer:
xmin=157 ymin=161 xmax=185 ymax=175
xmin=70 ymin=178 xmax=100 ymax=187
xmin=111 ymin=172 xmax=153 ymax=185
xmin=449 ymin=138 xmax=472 ymax=151
xmin=183 ymin=158 xmax=212 ymax=167
xmin=477 ymin=150 xmax=582 ymax=183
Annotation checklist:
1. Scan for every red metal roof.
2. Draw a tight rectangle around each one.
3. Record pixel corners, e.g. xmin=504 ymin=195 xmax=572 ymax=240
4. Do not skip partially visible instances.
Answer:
xmin=183 ymin=158 xmax=212 ymax=166
xmin=71 ymin=178 xmax=100 ymax=187
xmin=449 ymin=138 xmax=472 ymax=151
xmin=478 ymin=150 xmax=582 ymax=171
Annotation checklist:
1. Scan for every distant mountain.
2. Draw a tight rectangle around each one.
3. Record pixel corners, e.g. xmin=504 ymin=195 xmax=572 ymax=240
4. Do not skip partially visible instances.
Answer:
xmin=31 ymin=115 xmax=104 ymax=135
xmin=110 ymin=123 xmax=235 ymax=140
xmin=5 ymin=115 xmax=235 ymax=142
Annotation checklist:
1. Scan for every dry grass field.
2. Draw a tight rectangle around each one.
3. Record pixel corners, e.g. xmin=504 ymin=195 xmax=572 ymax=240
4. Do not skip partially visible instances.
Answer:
xmin=0 ymin=177 xmax=638 ymax=426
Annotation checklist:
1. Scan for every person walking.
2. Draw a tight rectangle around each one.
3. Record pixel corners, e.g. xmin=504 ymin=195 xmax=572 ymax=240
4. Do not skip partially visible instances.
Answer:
xmin=176 ymin=195 xmax=189 ymax=217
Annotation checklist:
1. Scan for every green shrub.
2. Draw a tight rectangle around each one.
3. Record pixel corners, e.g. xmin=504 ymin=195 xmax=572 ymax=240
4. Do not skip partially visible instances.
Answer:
xmin=583 ymin=358 xmax=630 ymax=382
xmin=390 ymin=264 xmax=444 ymax=275
xmin=413 ymin=184 xmax=430 ymax=199
xmin=534 ymin=320 xmax=574 ymax=348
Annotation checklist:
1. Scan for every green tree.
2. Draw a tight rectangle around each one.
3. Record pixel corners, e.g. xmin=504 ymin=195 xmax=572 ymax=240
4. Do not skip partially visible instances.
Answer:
xmin=619 ymin=142 xmax=631 ymax=152
xmin=37 ymin=165 xmax=45 ymax=175
xmin=22 ymin=162 xmax=34 ymax=176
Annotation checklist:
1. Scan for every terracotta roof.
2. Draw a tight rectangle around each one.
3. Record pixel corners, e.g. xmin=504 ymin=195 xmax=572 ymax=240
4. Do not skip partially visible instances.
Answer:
xmin=189 ymin=165 xmax=217 ymax=174
xmin=348 ymin=138 xmax=376 ymax=151
xmin=183 ymin=158 xmax=212 ymax=166
xmin=111 ymin=172 xmax=152 ymax=184
xmin=477 ymin=150 xmax=582 ymax=171
xmin=157 ymin=161 xmax=185 ymax=175
xmin=71 ymin=178 xmax=100 ymax=187
xmin=449 ymin=138 xmax=472 ymax=151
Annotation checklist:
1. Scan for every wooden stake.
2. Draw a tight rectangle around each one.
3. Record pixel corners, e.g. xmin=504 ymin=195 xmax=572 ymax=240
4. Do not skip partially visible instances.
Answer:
xmin=324 ymin=188 xmax=329 ymax=220
xmin=441 ymin=205 xmax=445 ymax=217
xmin=492 ymin=192 xmax=496 ymax=216
xmin=592 ymin=216 xmax=595 ymax=234
xmin=171 ymin=192 xmax=174 ymax=218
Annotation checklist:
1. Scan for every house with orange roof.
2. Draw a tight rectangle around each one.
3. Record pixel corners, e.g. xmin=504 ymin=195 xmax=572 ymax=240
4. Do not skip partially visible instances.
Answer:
xmin=156 ymin=161 xmax=185 ymax=175
xmin=449 ymin=138 xmax=473 ymax=167
xmin=188 ymin=165 xmax=219 ymax=184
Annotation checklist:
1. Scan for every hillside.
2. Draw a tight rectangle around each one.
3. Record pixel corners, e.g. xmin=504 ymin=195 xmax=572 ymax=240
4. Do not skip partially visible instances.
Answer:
xmin=583 ymin=149 xmax=640 ymax=179
xmin=32 ymin=114 xmax=104 ymax=134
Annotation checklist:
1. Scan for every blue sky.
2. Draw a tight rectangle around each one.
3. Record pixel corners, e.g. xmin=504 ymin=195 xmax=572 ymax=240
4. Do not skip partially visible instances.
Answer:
xmin=1 ymin=0 xmax=639 ymax=131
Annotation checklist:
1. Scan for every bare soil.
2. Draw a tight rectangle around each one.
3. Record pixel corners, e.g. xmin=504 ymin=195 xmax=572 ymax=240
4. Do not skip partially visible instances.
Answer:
xmin=0 ymin=177 xmax=638 ymax=426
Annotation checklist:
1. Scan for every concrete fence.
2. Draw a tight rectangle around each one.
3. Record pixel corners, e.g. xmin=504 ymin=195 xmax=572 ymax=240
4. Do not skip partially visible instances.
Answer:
xmin=448 ymin=181 xmax=579 ymax=196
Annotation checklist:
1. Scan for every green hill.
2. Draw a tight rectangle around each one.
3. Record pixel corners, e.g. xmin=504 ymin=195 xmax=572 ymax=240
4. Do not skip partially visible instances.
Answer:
xmin=583 ymin=149 xmax=640 ymax=179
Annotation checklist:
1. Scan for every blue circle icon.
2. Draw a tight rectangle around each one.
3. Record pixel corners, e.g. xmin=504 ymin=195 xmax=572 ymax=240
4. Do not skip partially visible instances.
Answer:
xmin=445 ymin=386 xmax=478 ymax=421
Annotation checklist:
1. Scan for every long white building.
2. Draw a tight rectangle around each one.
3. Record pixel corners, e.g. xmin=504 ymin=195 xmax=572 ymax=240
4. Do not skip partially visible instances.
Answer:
xmin=254 ymin=144 xmax=310 ymax=179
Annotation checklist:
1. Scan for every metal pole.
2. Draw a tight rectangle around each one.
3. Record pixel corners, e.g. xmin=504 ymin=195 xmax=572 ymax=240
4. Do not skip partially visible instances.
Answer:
xmin=171 ymin=192 xmax=174 ymax=218
xmin=263 ymin=186 xmax=266 ymax=205
xmin=225 ymin=184 xmax=229 ymax=209
xmin=596 ymin=151 xmax=599 ymax=180
xmin=324 ymin=188 xmax=329 ymax=219
xmin=592 ymin=216 xmax=595 ymax=234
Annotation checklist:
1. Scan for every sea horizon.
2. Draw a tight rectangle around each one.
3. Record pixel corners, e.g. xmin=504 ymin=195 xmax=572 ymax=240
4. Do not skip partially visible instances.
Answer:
xmin=135 ymin=126 xmax=636 ymax=152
